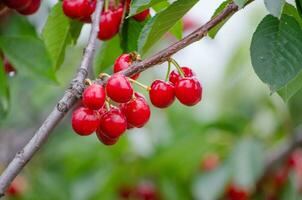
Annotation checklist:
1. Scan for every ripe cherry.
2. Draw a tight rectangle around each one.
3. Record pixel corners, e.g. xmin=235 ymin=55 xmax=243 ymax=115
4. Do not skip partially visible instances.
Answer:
xmin=3 ymin=0 xmax=31 ymax=10
xmin=120 ymin=93 xmax=151 ymax=128
xmin=71 ymin=107 xmax=100 ymax=136
xmin=226 ymin=184 xmax=249 ymax=200
xmin=3 ymin=58 xmax=16 ymax=77
xmin=169 ymin=67 xmax=195 ymax=85
xmin=175 ymin=77 xmax=202 ymax=106
xmin=17 ymin=0 xmax=41 ymax=15
xmin=106 ymin=74 xmax=134 ymax=103
xmin=114 ymin=53 xmax=140 ymax=80
xmin=98 ymin=5 xmax=123 ymax=40
xmin=6 ymin=176 xmax=27 ymax=197
xmin=99 ymin=108 xmax=127 ymax=138
xmin=134 ymin=182 xmax=158 ymax=200
xmin=82 ymin=84 xmax=106 ymax=110
xmin=96 ymin=128 xmax=118 ymax=146
xmin=133 ymin=9 xmax=150 ymax=22
xmin=62 ymin=0 xmax=96 ymax=22
xmin=149 ymin=80 xmax=175 ymax=108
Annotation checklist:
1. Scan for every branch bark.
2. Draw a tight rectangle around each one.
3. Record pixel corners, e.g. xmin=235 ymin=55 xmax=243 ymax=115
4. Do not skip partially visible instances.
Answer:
xmin=0 ymin=0 xmax=104 ymax=197
xmin=0 ymin=1 xmax=241 ymax=197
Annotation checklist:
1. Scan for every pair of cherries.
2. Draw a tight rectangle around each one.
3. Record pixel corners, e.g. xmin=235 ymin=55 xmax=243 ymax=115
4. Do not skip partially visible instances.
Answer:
xmin=2 ymin=0 xmax=41 ymax=15
xmin=149 ymin=66 xmax=202 ymax=108
xmin=62 ymin=0 xmax=150 ymax=40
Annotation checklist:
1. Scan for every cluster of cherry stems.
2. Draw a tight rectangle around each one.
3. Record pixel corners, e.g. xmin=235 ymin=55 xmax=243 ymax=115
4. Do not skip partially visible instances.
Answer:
xmin=72 ymin=53 xmax=202 ymax=146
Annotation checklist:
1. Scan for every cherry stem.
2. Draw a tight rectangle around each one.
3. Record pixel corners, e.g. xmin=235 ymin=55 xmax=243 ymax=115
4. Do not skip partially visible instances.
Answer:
xmin=84 ymin=79 xmax=92 ymax=86
xmin=104 ymin=0 xmax=109 ymax=11
xmin=169 ymin=58 xmax=185 ymax=78
xmin=130 ymin=52 xmax=142 ymax=61
xmin=165 ymin=61 xmax=171 ymax=82
xmin=105 ymin=101 xmax=111 ymax=111
xmin=99 ymin=73 xmax=111 ymax=78
xmin=128 ymin=78 xmax=151 ymax=91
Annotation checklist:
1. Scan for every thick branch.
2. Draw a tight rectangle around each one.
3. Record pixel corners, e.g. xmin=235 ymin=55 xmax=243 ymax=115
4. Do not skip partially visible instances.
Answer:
xmin=0 ymin=1 xmax=241 ymax=197
xmin=0 ymin=0 xmax=104 ymax=197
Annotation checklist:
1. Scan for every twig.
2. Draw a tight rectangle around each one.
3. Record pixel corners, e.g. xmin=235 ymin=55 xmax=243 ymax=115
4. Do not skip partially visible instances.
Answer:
xmin=0 ymin=0 xmax=104 ymax=197
xmin=0 ymin=1 xmax=241 ymax=197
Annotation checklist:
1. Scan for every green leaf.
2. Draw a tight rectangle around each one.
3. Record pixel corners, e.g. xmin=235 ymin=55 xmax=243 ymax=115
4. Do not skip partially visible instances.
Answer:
xmin=296 ymin=0 xmax=302 ymax=18
xmin=230 ymin=138 xmax=264 ymax=189
xmin=208 ymin=0 xmax=233 ymax=39
xmin=42 ymin=2 xmax=83 ymax=70
xmin=138 ymin=0 xmax=198 ymax=55
xmin=0 ymin=36 xmax=57 ymax=83
xmin=69 ymin=20 xmax=83 ymax=45
xmin=0 ymin=60 xmax=10 ymax=118
xmin=94 ymin=36 xmax=123 ymax=75
xmin=129 ymin=0 xmax=165 ymax=16
xmin=169 ymin=20 xmax=183 ymax=40
xmin=282 ymin=3 xmax=302 ymax=28
xmin=264 ymin=0 xmax=286 ymax=18
xmin=233 ymin=0 xmax=249 ymax=8
xmin=250 ymin=14 xmax=302 ymax=92
xmin=121 ymin=18 xmax=147 ymax=52
xmin=193 ymin=165 xmax=231 ymax=200
xmin=0 ymin=14 xmax=36 ymax=37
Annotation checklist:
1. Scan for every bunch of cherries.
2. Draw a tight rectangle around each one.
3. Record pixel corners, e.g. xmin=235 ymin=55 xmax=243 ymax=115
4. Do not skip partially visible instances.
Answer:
xmin=71 ymin=52 xmax=202 ymax=146
xmin=2 ymin=0 xmax=41 ymax=15
xmin=62 ymin=0 xmax=150 ymax=41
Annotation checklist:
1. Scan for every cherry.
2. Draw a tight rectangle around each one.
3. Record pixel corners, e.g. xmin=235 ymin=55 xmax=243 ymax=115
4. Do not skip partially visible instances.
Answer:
xmin=96 ymin=128 xmax=118 ymax=145
xmin=114 ymin=53 xmax=140 ymax=80
xmin=17 ymin=0 xmax=41 ymax=15
xmin=62 ymin=0 xmax=96 ymax=23
xmin=134 ymin=182 xmax=158 ymax=200
xmin=98 ymin=5 xmax=123 ymax=40
xmin=3 ymin=57 xmax=16 ymax=77
xmin=175 ymin=77 xmax=202 ymax=106
xmin=106 ymin=74 xmax=134 ymax=103
xmin=201 ymin=153 xmax=220 ymax=172
xmin=99 ymin=108 xmax=127 ymax=138
xmin=133 ymin=9 xmax=150 ymax=22
xmin=274 ymin=167 xmax=289 ymax=187
xmin=169 ymin=67 xmax=195 ymax=85
xmin=226 ymin=184 xmax=249 ymax=200
xmin=6 ymin=176 xmax=27 ymax=197
xmin=71 ymin=107 xmax=100 ymax=136
xmin=3 ymin=0 xmax=31 ymax=10
xmin=149 ymin=80 xmax=175 ymax=108
xmin=120 ymin=93 xmax=151 ymax=128
xmin=82 ymin=84 xmax=106 ymax=110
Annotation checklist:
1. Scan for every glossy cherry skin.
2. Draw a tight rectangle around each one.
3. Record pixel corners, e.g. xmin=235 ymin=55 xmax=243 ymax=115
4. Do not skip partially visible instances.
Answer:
xmin=98 ymin=5 xmax=123 ymax=40
xmin=71 ymin=107 xmax=100 ymax=136
xmin=82 ymin=84 xmax=106 ymax=110
xmin=3 ymin=0 xmax=31 ymax=10
xmin=62 ymin=0 xmax=96 ymax=22
xmin=99 ymin=108 xmax=127 ymax=138
xmin=114 ymin=54 xmax=140 ymax=80
xmin=226 ymin=184 xmax=249 ymax=200
xmin=175 ymin=77 xmax=202 ymax=106
xmin=17 ymin=0 xmax=41 ymax=15
xmin=149 ymin=80 xmax=175 ymax=108
xmin=106 ymin=74 xmax=134 ymax=103
xmin=120 ymin=93 xmax=151 ymax=128
xmin=96 ymin=128 xmax=118 ymax=145
xmin=169 ymin=66 xmax=195 ymax=85
xmin=133 ymin=9 xmax=150 ymax=22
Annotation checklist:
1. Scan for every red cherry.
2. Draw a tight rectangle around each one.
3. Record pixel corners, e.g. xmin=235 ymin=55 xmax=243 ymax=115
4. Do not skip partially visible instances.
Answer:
xmin=169 ymin=67 xmax=195 ymax=85
xmin=99 ymin=108 xmax=127 ymax=138
xmin=96 ymin=128 xmax=118 ymax=145
xmin=106 ymin=74 xmax=134 ymax=103
xmin=114 ymin=54 xmax=140 ymax=80
xmin=274 ymin=167 xmax=289 ymax=187
xmin=149 ymin=80 xmax=175 ymax=108
xmin=120 ymin=93 xmax=151 ymax=128
xmin=201 ymin=153 xmax=220 ymax=172
xmin=6 ymin=176 xmax=27 ymax=197
xmin=62 ymin=0 xmax=96 ymax=23
xmin=134 ymin=182 xmax=158 ymax=200
xmin=226 ymin=184 xmax=249 ymax=200
xmin=3 ymin=0 xmax=31 ymax=10
xmin=288 ymin=149 xmax=302 ymax=168
xmin=3 ymin=57 xmax=16 ymax=77
xmin=82 ymin=84 xmax=106 ymax=110
xmin=175 ymin=77 xmax=202 ymax=106
xmin=133 ymin=9 xmax=150 ymax=22
xmin=98 ymin=5 xmax=123 ymax=40
xmin=17 ymin=0 xmax=41 ymax=15
xmin=71 ymin=107 xmax=100 ymax=136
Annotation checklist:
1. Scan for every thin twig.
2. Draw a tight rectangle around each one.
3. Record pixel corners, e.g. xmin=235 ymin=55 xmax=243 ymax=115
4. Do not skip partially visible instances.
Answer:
xmin=0 ymin=0 xmax=104 ymax=197
xmin=0 ymin=1 xmax=241 ymax=197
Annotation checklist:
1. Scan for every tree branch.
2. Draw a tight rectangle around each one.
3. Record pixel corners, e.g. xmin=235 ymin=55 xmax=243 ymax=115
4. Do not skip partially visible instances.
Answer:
xmin=0 ymin=1 xmax=241 ymax=197
xmin=0 ymin=0 xmax=104 ymax=197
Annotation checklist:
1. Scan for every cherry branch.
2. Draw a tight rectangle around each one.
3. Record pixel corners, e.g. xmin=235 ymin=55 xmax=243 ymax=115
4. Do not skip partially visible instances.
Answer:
xmin=0 ymin=0 xmax=104 ymax=197
xmin=0 ymin=1 xmax=241 ymax=197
